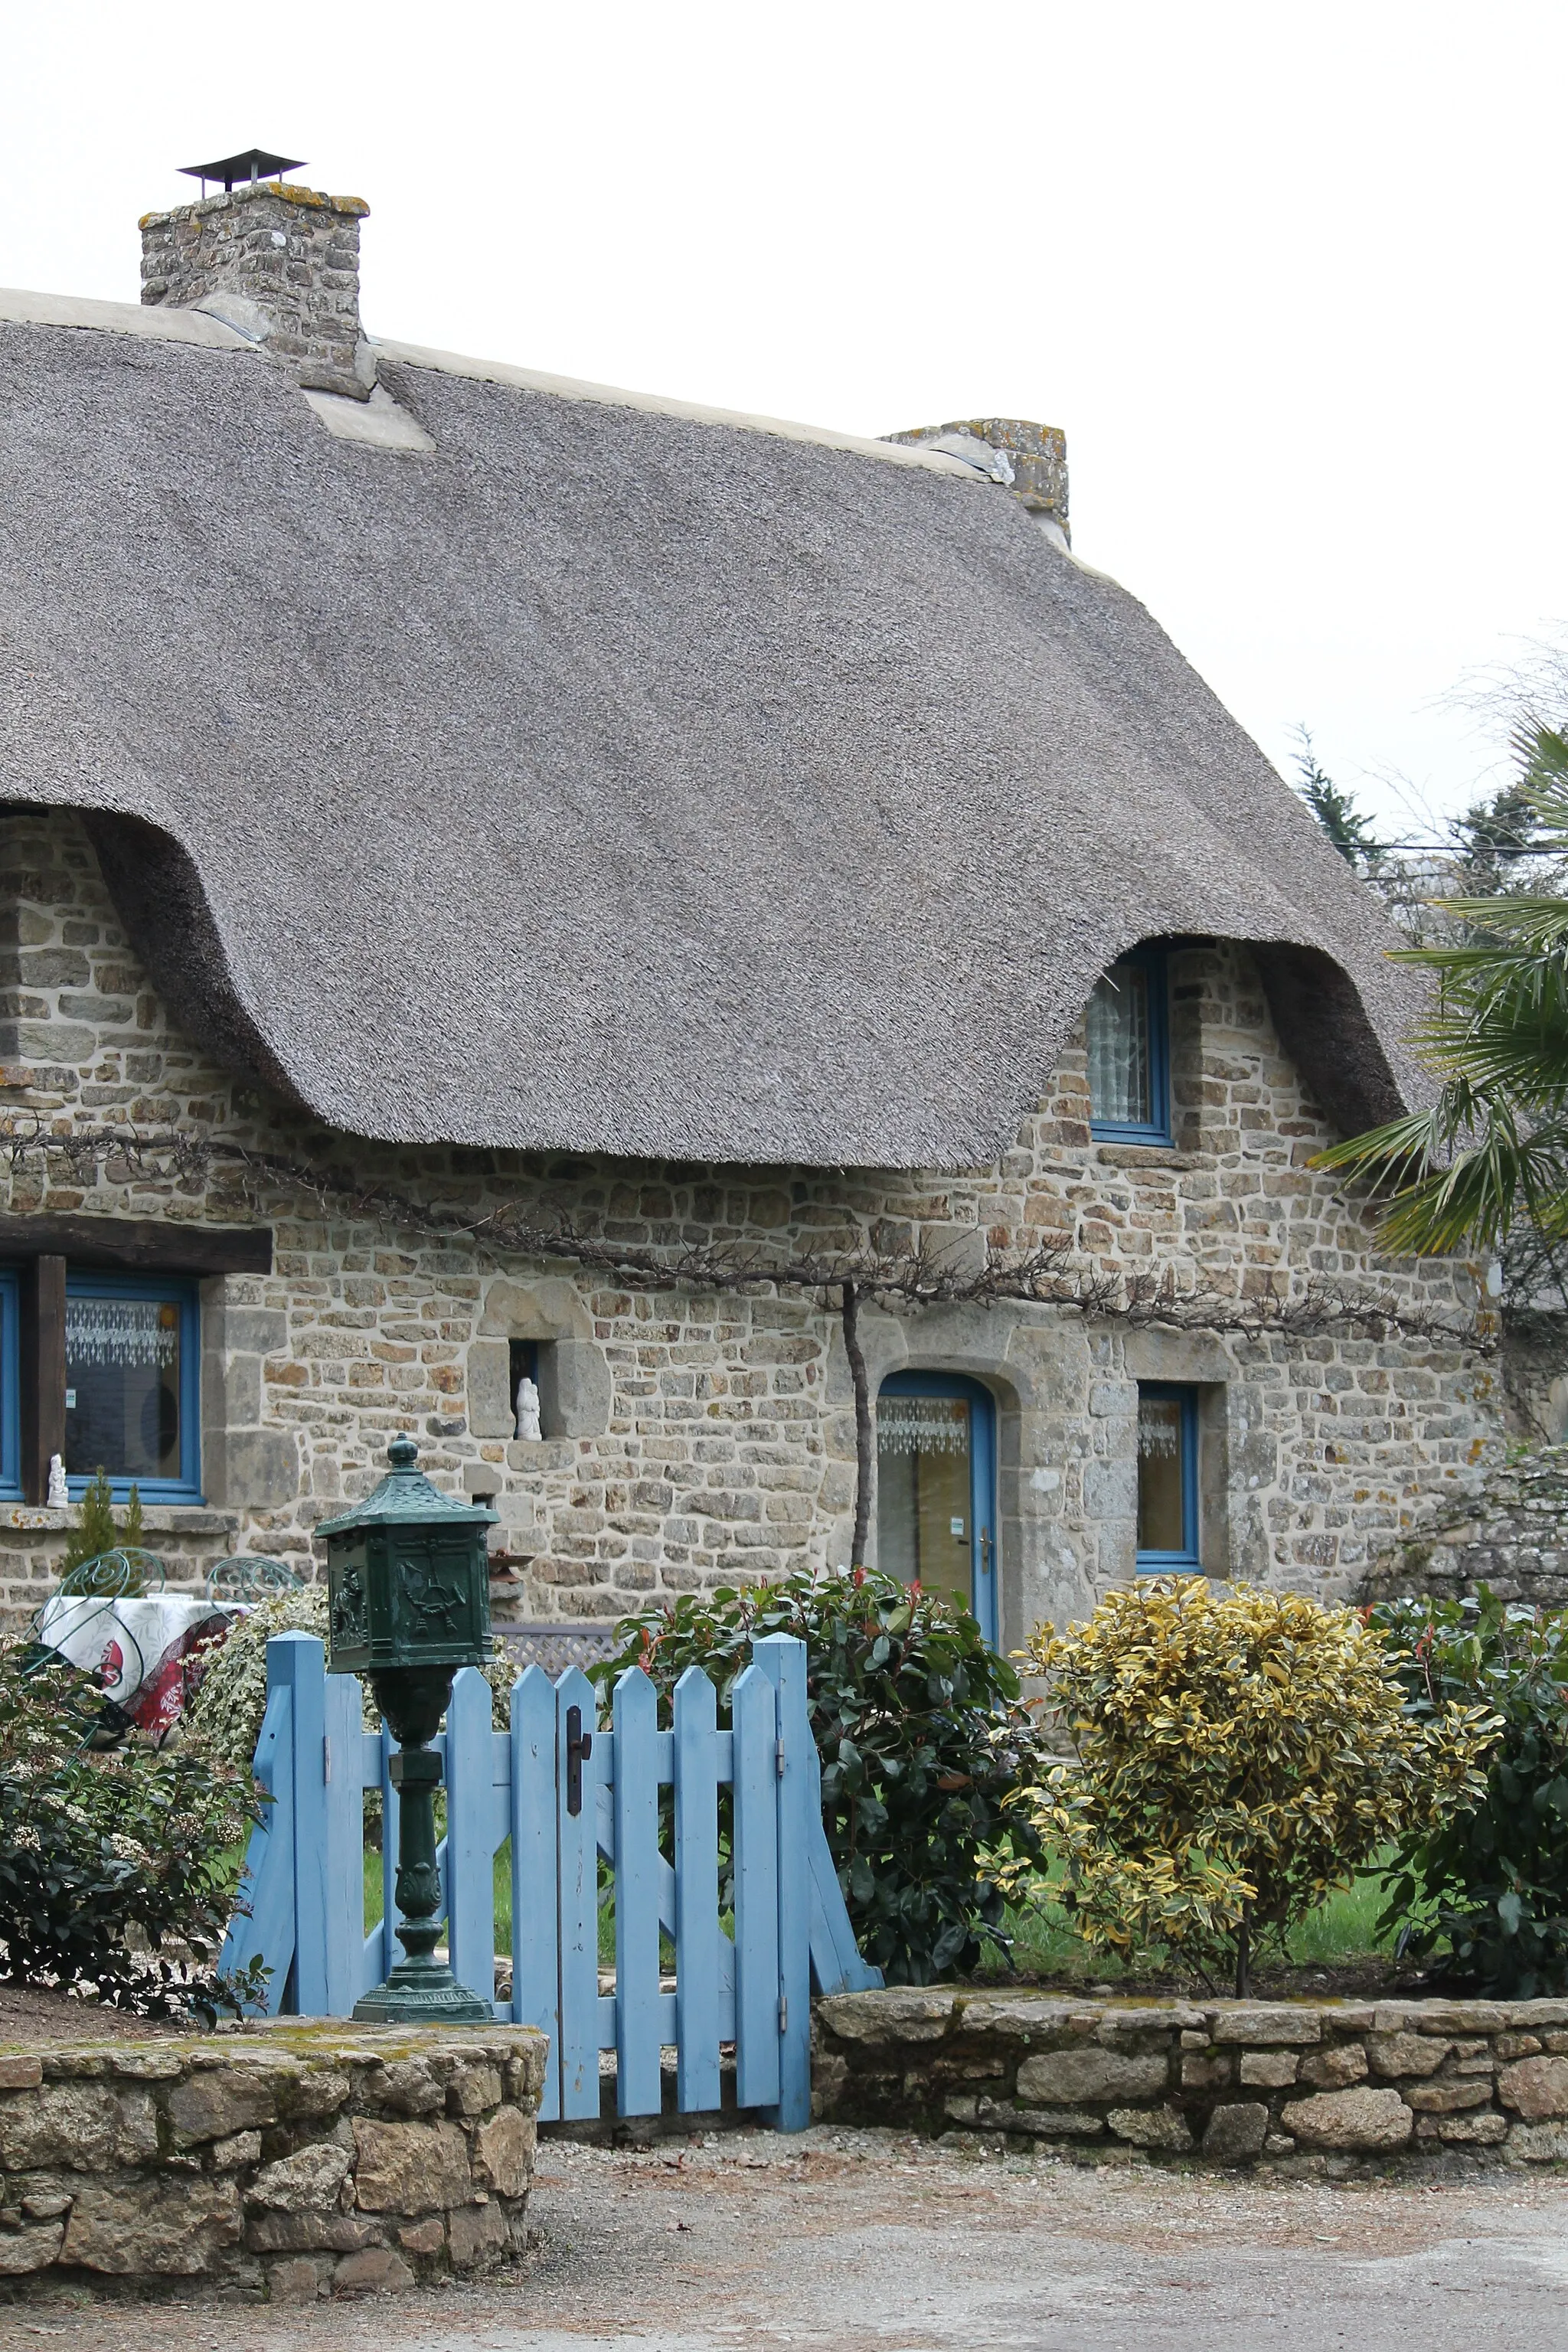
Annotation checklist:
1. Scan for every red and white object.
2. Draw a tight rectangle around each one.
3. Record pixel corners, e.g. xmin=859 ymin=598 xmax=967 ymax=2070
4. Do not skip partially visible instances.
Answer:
xmin=36 ymin=1593 xmax=237 ymax=1735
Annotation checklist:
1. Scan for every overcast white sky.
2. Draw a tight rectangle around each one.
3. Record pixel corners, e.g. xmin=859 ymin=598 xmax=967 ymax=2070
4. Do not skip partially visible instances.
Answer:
xmin=5 ymin=1 xmax=1565 ymax=838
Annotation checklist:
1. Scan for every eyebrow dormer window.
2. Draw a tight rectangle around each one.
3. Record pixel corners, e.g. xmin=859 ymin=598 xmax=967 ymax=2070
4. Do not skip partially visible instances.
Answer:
xmin=1086 ymin=946 xmax=1172 ymax=1145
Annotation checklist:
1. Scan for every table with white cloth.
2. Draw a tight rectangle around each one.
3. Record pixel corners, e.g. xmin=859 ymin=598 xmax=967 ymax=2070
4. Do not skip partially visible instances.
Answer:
xmin=35 ymin=1592 xmax=239 ymax=1734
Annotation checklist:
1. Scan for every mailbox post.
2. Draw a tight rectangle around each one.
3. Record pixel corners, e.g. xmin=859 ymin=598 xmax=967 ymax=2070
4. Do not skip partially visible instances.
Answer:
xmin=319 ymin=1434 xmax=498 ymax=2024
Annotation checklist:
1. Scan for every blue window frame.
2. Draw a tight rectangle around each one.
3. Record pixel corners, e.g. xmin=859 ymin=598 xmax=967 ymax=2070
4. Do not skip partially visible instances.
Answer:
xmin=0 ymin=1272 xmax=21 ymax=1502
xmin=1087 ymin=944 xmax=1172 ymax=1145
xmin=876 ymin=1371 xmax=998 ymax=1645
xmin=64 ymin=1272 xmax=202 ymax=1504
xmin=1135 ymin=1381 xmax=1200 ymax=1570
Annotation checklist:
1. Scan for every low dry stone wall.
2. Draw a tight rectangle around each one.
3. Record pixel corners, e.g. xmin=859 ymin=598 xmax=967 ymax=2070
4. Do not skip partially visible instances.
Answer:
xmin=1360 ymin=1442 xmax=1568 ymax=1609
xmin=0 ymin=2021 xmax=544 ymax=2302
xmin=813 ymin=1990 xmax=1568 ymax=2171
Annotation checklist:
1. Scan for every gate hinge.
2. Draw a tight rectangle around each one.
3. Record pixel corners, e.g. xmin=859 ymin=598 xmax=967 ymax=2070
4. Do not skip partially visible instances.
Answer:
xmin=323 ymin=1736 xmax=332 ymax=1782
xmin=775 ymin=1739 xmax=786 ymax=1779
xmin=778 ymin=1994 xmax=789 ymax=2034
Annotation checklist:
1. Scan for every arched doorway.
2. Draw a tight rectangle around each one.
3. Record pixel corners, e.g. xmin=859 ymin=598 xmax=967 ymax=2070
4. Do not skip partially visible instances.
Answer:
xmin=875 ymin=1372 xmax=998 ymax=1644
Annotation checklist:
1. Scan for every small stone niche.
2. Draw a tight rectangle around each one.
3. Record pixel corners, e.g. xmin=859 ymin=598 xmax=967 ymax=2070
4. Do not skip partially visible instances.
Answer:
xmin=466 ymin=1335 xmax=556 ymax=1442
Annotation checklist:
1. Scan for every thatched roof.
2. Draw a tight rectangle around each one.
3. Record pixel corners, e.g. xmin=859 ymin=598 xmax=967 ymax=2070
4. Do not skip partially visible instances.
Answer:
xmin=0 ymin=291 xmax=1422 ymax=1167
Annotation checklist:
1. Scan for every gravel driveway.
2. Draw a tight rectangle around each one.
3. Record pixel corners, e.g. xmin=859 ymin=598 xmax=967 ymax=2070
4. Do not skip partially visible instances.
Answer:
xmin=1 ymin=2127 xmax=1565 ymax=2352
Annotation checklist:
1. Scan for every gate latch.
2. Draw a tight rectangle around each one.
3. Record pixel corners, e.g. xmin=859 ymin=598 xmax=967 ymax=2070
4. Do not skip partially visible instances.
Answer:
xmin=565 ymin=1705 xmax=593 ymax=1816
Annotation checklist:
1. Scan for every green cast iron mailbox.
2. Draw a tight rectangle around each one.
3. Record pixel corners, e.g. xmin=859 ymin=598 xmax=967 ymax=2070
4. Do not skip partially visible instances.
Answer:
xmin=322 ymin=1433 xmax=493 ymax=1675
xmin=319 ymin=1433 xmax=498 ymax=2024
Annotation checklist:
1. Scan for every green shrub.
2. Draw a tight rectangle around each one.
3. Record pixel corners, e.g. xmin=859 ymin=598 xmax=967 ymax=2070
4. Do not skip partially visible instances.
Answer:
xmin=182 ymin=1586 xmax=331 ymax=1772
xmin=60 ymin=1471 xmax=145 ymax=1578
xmin=593 ymin=1566 xmax=1048 ymax=1984
xmin=0 ymin=1638 xmax=261 ymax=2014
xmin=1021 ymin=1576 xmax=1496 ymax=1995
xmin=184 ymin=1584 xmax=519 ymax=1772
xmin=1373 ymin=1585 xmax=1568 ymax=1994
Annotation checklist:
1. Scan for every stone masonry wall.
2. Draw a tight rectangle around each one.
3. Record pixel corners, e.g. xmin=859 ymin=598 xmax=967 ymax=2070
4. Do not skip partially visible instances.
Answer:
xmin=1358 ymin=1442 xmax=1568 ymax=1609
xmin=0 ymin=810 xmax=1502 ymax=1643
xmin=0 ymin=2022 xmax=544 ymax=2302
xmin=813 ymin=1988 xmax=1568 ymax=2171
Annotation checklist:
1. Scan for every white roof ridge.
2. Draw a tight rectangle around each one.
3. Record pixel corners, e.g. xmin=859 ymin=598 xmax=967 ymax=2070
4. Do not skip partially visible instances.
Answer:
xmin=0 ymin=287 xmax=986 ymax=481
xmin=0 ymin=286 xmax=253 ymax=349
xmin=368 ymin=338 xmax=985 ymax=479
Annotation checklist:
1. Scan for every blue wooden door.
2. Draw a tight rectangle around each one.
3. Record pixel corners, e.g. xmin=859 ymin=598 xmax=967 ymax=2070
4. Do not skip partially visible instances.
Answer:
xmin=875 ymin=1372 xmax=998 ymax=1644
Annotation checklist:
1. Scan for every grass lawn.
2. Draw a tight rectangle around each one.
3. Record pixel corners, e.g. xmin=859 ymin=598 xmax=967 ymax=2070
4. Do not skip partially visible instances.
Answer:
xmin=364 ymin=1841 xmax=516 ymax=1939
xmin=990 ymin=1854 xmax=1402 ymax=1988
xmin=354 ymin=1834 xmax=1400 ymax=1987
xmin=1285 ymin=1862 xmax=1400 ymax=1965
xmin=363 ymin=1839 xmax=620 ymax=1965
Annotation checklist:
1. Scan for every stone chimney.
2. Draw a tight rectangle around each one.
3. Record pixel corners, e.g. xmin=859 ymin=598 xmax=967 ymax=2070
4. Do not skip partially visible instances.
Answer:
xmin=139 ymin=181 xmax=374 ymax=399
xmin=886 ymin=417 xmax=1070 ymax=547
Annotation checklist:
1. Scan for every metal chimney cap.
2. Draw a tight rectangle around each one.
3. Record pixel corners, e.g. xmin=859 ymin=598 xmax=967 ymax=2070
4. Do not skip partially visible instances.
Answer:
xmin=178 ymin=148 xmax=306 ymax=194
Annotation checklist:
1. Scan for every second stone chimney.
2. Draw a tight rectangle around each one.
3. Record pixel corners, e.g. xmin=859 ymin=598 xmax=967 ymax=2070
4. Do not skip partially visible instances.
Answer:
xmin=139 ymin=180 xmax=374 ymax=399
xmin=887 ymin=418 xmax=1070 ymax=548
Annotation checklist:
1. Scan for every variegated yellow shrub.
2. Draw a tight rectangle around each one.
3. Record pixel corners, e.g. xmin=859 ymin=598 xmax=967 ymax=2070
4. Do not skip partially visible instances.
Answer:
xmin=1018 ymin=1576 xmax=1497 ymax=1994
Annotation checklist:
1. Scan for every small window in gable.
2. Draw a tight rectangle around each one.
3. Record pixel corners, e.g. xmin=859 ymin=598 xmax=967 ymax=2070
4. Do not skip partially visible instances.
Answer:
xmin=1086 ymin=946 xmax=1171 ymax=1144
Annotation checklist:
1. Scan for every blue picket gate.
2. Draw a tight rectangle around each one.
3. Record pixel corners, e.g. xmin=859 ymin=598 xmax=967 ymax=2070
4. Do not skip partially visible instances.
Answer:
xmin=220 ymin=1631 xmax=880 ymax=2128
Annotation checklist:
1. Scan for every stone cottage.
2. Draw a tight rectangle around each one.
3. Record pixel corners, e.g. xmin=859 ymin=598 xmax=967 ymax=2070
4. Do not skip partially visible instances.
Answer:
xmin=0 ymin=165 xmax=1502 ymax=1653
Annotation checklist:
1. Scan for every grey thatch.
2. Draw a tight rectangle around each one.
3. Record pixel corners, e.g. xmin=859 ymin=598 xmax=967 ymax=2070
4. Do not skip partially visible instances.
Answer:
xmin=0 ymin=297 xmax=1422 ymax=1167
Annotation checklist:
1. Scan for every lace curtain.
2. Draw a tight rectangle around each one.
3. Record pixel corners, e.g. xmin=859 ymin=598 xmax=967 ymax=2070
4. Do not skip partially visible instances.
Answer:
xmin=66 ymin=1296 xmax=180 ymax=1370
xmin=877 ymin=1396 xmax=970 ymax=1457
xmin=1086 ymin=962 xmax=1151 ymax=1124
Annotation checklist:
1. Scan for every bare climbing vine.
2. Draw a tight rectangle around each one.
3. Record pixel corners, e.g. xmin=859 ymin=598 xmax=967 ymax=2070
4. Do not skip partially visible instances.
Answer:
xmin=1 ymin=1115 xmax=1492 ymax=1341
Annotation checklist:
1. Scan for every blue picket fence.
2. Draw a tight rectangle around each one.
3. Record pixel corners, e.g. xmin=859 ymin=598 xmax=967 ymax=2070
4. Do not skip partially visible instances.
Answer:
xmin=220 ymin=1632 xmax=880 ymax=2129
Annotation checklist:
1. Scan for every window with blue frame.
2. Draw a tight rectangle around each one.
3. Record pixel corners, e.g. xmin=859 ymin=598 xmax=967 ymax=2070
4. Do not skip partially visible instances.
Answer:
xmin=1135 ymin=1382 xmax=1201 ymax=1569
xmin=875 ymin=1371 xmax=998 ymax=1645
xmin=64 ymin=1273 xmax=202 ymax=1503
xmin=1086 ymin=946 xmax=1172 ymax=1145
xmin=0 ymin=1272 xmax=21 ymax=1501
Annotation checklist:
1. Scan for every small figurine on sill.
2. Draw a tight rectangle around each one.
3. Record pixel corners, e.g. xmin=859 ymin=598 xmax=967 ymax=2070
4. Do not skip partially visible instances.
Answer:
xmin=514 ymin=1374 xmax=542 ymax=1443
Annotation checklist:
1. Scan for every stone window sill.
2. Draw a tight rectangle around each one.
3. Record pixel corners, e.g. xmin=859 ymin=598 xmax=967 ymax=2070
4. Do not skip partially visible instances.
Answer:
xmin=1096 ymin=1144 xmax=1212 ymax=1171
xmin=1 ymin=1503 xmax=237 ymax=1536
xmin=505 ymin=1438 xmax=577 ymax=1472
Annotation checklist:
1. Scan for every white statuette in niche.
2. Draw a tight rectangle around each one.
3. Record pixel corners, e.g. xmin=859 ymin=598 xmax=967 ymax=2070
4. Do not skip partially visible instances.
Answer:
xmin=514 ymin=1376 xmax=542 ymax=1443
xmin=46 ymin=1454 xmax=68 ymax=1508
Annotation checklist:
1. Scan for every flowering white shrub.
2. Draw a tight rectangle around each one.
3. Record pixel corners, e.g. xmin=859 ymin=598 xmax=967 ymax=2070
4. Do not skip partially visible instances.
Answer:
xmin=185 ymin=1583 xmax=518 ymax=1772
xmin=0 ymin=1638 xmax=260 ymax=2012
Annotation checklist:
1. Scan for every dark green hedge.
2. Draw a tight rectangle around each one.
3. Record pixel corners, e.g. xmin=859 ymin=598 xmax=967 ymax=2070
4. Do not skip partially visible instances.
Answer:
xmin=593 ymin=1566 xmax=1047 ymax=1984
xmin=1374 ymin=1586 xmax=1568 ymax=1995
